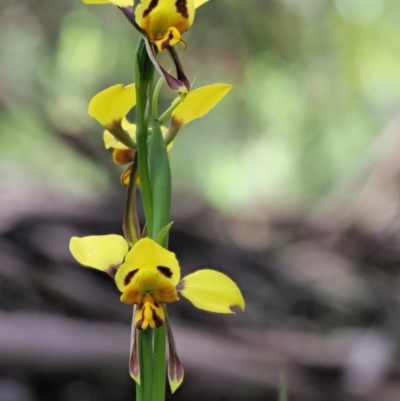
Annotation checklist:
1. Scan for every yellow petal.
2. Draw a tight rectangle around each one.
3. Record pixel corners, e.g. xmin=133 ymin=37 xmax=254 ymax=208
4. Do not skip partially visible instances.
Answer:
xmin=83 ymin=0 xmax=133 ymax=5
xmin=194 ymin=0 xmax=210 ymax=8
xmin=179 ymin=269 xmax=244 ymax=313
xmin=153 ymin=281 xmax=179 ymax=303
xmin=83 ymin=0 xmax=111 ymax=3
xmin=172 ymin=84 xmax=232 ymax=126
xmin=134 ymin=295 xmax=165 ymax=330
xmin=88 ymin=84 xmax=136 ymax=127
xmin=154 ymin=27 xmax=184 ymax=52
xmin=135 ymin=0 xmax=194 ymax=40
xmin=121 ymin=282 xmax=142 ymax=304
xmin=104 ymin=130 xmax=121 ymax=149
xmin=69 ymin=235 xmax=129 ymax=275
xmin=115 ymin=238 xmax=180 ymax=292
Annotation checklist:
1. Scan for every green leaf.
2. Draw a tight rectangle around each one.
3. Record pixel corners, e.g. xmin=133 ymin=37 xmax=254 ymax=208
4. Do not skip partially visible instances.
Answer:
xmin=148 ymin=119 xmax=172 ymax=248
xmin=155 ymin=221 xmax=174 ymax=246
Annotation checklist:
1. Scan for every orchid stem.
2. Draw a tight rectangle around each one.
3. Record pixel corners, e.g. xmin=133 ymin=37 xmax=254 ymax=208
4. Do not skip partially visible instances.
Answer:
xmin=153 ymin=325 xmax=167 ymax=401
xmin=139 ymin=329 xmax=154 ymax=401
xmin=158 ymin=93 xmax=185 ymax=124
xmin=135 ymin=37 xmax=154 ymax=238
xmin=152 ymin=77 xmax=164 ymax=121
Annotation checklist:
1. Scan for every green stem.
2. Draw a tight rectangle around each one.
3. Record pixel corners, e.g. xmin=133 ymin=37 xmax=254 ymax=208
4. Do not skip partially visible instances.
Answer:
xmin=164 ymin=125 xmax=181 ymax=147
xmin=152 ymin=77 xmax=164 ymax=121
xmin=135 ymin=37 xmax=154 ymax=237
xmin=139 ymin=329 xmax=154 ymax=401
xmin=152 ymin=324 xmax=167 ymax=401
xmin=148 ymin=119 xmax=171 ymax=401
xmin=158 ymin=93 xmax=186 ymax=124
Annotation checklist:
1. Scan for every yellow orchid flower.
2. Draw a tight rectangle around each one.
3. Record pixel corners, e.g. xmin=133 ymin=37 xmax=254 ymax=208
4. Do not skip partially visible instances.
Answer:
xmin=82 ymin=0 xmax=210 ymax=52
xmin=81 ymin=0 xmax=211 ymax=91
xmin=135 ymin=0 xmax=211 ymax=52
xmin=88 ymin=83 xmax=137 ymax=150
xmin=89 ymin=84 xmax=171 ymax=185
xmin=70 ymin=235 xmax=243 ymax=392
xmin=104 ymin=121 xmax=170 ymax=185
xmin=90 ymin=83 xmax=231 ymax=173
xmin=70 ymin=236 xmax=244 ymax=329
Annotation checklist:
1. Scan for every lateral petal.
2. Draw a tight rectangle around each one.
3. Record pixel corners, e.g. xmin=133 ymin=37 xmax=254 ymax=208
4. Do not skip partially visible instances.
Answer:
xmin=179 ymin=269 xmax=244 ymax=313
xmin=194 ymin=0 xmax=210 ymax=9
xmin=83 ymin=0 xmax=133 ymax=6
xmin=88 ymin=84 xmax=136 ymax=127
xmin=172 ymin=84 xmax=231 ymax=126
xmin=69 ymin=235 xmax=128 ymax=276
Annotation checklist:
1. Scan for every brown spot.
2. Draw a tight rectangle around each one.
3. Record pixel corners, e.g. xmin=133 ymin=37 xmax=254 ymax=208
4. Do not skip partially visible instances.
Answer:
xmin=124 ymin=269 xmax=139 ymax=286
xmin=157 ymin=266 xmax=173 ymax=278
xmin=175 ymin=0 xmax=189 ymax=18
xmin=152 ymin=308 xmax=164 ymax=327
xmin=230 ymin=304 xmax=245 ymax=312
xmin=143 ymin=0 xmax=159 ymax=18
xmin=136 ymin=318 xmax=144 ymax=330
xmin=106 ymin=265 xmax=119 ymax=277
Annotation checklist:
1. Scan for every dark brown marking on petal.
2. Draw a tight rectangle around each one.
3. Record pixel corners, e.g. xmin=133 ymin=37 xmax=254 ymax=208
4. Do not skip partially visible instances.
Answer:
xmin=119 ymin=6 xmax=140 ymax=29
xmin=152 ymin=307 xmax=164 ymax=327
xmin=166 ymin=316 xmax=184 ymax=392
xmin=124 ymin=269 xmax=139 ymax=286
xmin=136 ymin=318 xmax=144 ymax=330
xmin=161 ymin=32 xmax=174 ymax=50
xmin=106 ymin=265 xmax=119 ymax=277
xmin=175 ymin=0 xmax=189 ymax=18
xmin=230 ymin=304 xmax=245 ymax=313
xmin=144 ymin=39 xmax=188 ymax=92
xmin=176 ymin=280 xmax=185 ymax=292
xmin=143 ymin=0 xmax=159 ymax=18
xmin=157 ymin=266 xmax=173 ymax=278
xmin=129 ymin=324 xmax=140 ymax=382
xmin=168 ymin=47 xmax=191 ymax=91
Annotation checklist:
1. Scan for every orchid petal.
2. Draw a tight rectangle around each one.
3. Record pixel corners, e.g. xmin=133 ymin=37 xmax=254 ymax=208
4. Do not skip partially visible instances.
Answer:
xmin=145 ymin=40 xmax=189 ymax=92
xmin=135 ymin=0 xmax=194 ymax=40
xmin=115 ymin=238 xmax=181 ymax=292
xmin=88 ymin=84 xmax=136 ymax=127
xmin=166 ymin=315 xmax=184 ymax=393
xmin=179 ymin=269 xmax=244 ymax=313
xmin=172 ymin=84 xmax=231 ymax=127
xmin=194 ymin=0 xmax=210 ymax=8
xmin=83 ymin=0 xmax=133 ymax=6
xmin=129 ymin=312 xmax=140 ymax=384
xmin=69 ymin=235 xmax=128 ymax=276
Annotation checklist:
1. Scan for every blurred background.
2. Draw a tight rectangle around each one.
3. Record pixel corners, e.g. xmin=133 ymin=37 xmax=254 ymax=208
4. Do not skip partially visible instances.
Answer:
xmin=1 ymin=0 xmax=400 ymax=400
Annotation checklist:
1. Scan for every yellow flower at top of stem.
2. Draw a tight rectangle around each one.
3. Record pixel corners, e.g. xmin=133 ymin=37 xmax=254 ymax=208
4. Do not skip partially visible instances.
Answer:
xmin=135 ymin=0 xmax=195 ymax=51
xmin=82 ymin=0 xmax=210 ymax=52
